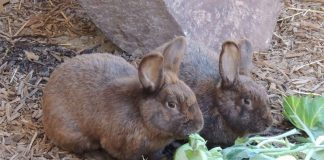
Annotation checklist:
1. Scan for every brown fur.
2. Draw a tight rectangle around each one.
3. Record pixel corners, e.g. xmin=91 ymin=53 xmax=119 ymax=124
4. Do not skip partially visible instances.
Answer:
xmin=42 ymin=37 xmax=203 ymax=160
xmin=178 ymin=39 xmax=273 ymax=147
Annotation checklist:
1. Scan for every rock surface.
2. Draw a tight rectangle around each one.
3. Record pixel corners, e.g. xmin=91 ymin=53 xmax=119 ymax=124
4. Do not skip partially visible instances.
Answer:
xmin=77 ymin=0 xmax=282 ymax=56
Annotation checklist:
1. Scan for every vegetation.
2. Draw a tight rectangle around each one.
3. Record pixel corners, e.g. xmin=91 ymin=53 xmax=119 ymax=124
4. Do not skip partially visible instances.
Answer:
xmin=174 ymin=96 xmax=324 ymax=160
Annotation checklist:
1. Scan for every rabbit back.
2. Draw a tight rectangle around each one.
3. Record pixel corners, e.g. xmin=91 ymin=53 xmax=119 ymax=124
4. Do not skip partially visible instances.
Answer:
xmin=180 ymin=43 xmax=220 ymax=113
xmin=43 ymin=53 xmax=140 ymax=153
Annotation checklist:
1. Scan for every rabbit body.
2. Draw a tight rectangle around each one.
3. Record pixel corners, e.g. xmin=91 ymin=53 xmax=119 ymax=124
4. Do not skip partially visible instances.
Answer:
xmin=178 ymin=40 xmax=273 ymax=147
xmin=43 ymin=37 xmax=204 ymax=160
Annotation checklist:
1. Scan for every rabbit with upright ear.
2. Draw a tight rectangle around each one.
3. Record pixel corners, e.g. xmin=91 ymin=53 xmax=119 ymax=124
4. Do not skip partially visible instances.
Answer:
xmin=42 ymin=36 xmax=204 ymax=160
xmin=178 ymin=39 xmax=273 ymax=147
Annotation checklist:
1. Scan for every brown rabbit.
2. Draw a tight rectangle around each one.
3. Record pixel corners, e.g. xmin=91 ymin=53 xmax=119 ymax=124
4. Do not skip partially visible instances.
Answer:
xmin=175 ymin=39 xmax=272 ymax=147
xmin=42 ymin=37 xmax=204 ymax=160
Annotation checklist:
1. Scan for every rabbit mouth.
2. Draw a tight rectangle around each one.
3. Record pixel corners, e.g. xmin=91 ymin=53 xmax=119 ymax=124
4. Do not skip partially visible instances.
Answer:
xmin=246 ymin=126 xmax=273 ymax=137
xmin=174 ymin=120 xmax=202 ymax=139
xmin=174 ymin=132 xmax=190 ymax=139
xmin=175 ymin=123 xmax=192 ymax=138
xmin=245 ymin=122 xmax=271 ymax=134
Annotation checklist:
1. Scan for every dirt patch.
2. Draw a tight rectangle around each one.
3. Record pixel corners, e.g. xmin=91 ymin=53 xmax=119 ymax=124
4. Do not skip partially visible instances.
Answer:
xmin=0 ymin=0 xmax=323 ymax=159
xmin=253 ymin=0 xmax=324 ymax=131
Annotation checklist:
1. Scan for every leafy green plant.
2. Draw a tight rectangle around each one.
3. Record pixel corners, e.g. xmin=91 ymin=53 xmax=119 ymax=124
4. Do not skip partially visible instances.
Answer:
xmin=282 ymin=96 xmax=324 ymax=159
xmin=174 ymin=134 xmax=223 ymax=160
xmin=283 ymin=96 xmax=324 ymax=140
xmin=174 ymin=96 xmax=324 ymax=160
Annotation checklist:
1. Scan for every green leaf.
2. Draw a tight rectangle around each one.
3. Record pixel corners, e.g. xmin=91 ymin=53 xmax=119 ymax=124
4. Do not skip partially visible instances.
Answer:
xmin=208 ymin=147 xmax=223 ymax=160
xmin=283 ymin=96 xmax=324 ymax=139
xmin=174 ymin=134 xmax=223 ymax=160
xmin=234 ymin=137 xmax=249 ymax=145
xmin=251 ymin=154 xmax=276 ymax=160
xmin=189 ymin=134 xmax=208 ymax=151
xmin=312 ymin=136 xmax=324 ymax=160
xmin=276 ymin=155 xmax=297 ymax=160
xmin=174 ymin=143 xmax=192 ymax=160
xmin=186 ymin=149 xmax=209 ymax=160
xmin=283 ymin=96 xmax=303 ymax=129
xmin=312 ymin=150 xmax=324 ymax=160
xmin=222 ymin=145 xmax=258 ymax=160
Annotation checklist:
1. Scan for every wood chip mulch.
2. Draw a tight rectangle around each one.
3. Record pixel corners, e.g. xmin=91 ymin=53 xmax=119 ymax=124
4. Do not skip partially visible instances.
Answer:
xmin=0 ymin=0 xmax=323 ymax=159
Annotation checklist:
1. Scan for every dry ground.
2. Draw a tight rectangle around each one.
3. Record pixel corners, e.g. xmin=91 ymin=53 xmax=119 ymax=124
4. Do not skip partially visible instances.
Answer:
xmin=0 ymin=0 xmax=323 ymax=159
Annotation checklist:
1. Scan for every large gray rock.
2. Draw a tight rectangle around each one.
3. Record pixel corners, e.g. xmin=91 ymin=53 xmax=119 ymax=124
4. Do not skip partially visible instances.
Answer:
xmin=77 ymin=0 xmax=282 ymax=55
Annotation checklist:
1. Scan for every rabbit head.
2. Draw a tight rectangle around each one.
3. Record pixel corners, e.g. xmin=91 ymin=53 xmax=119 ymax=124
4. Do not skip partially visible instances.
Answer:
xmin=139 ymin=37 xmax=204 ymax=139
xmin=214 ymin=40 xmax=273 ymax=136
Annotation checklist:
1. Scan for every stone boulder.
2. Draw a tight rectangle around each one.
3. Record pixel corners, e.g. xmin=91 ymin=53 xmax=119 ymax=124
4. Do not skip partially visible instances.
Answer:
xmin=77 ymin=0 xmax=282 ymax=56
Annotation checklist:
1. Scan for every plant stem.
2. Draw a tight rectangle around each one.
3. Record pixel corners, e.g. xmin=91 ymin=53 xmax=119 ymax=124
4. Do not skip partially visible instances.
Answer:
xmin=257 ymin=139 xmax=289 ymax=148
xmin=248 ymin=129 xmax=300 ymax=142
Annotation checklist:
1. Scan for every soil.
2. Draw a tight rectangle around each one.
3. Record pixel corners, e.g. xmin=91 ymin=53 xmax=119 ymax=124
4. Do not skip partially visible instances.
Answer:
xmin=0 ymin=0 xmax=323 ymax=159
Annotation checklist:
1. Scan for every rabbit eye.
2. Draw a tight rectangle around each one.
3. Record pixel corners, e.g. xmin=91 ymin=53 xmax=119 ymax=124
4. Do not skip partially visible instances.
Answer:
xmin=243 ymin=98 xmax=251 ymax=105
xmin=166 ymin=102 xmax=177 ymax=109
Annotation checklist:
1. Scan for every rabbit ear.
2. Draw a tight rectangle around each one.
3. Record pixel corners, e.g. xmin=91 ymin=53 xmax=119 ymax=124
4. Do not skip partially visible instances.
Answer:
xmin=161 ymin=36 xmax=187 ymax=75
xmin=138 ymin=53 xmax=164 ymax=92
xmin=219 ymin=41 xmax=240 ymax=87
xmin=238 ymin=39 xmax=253 ymax=75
